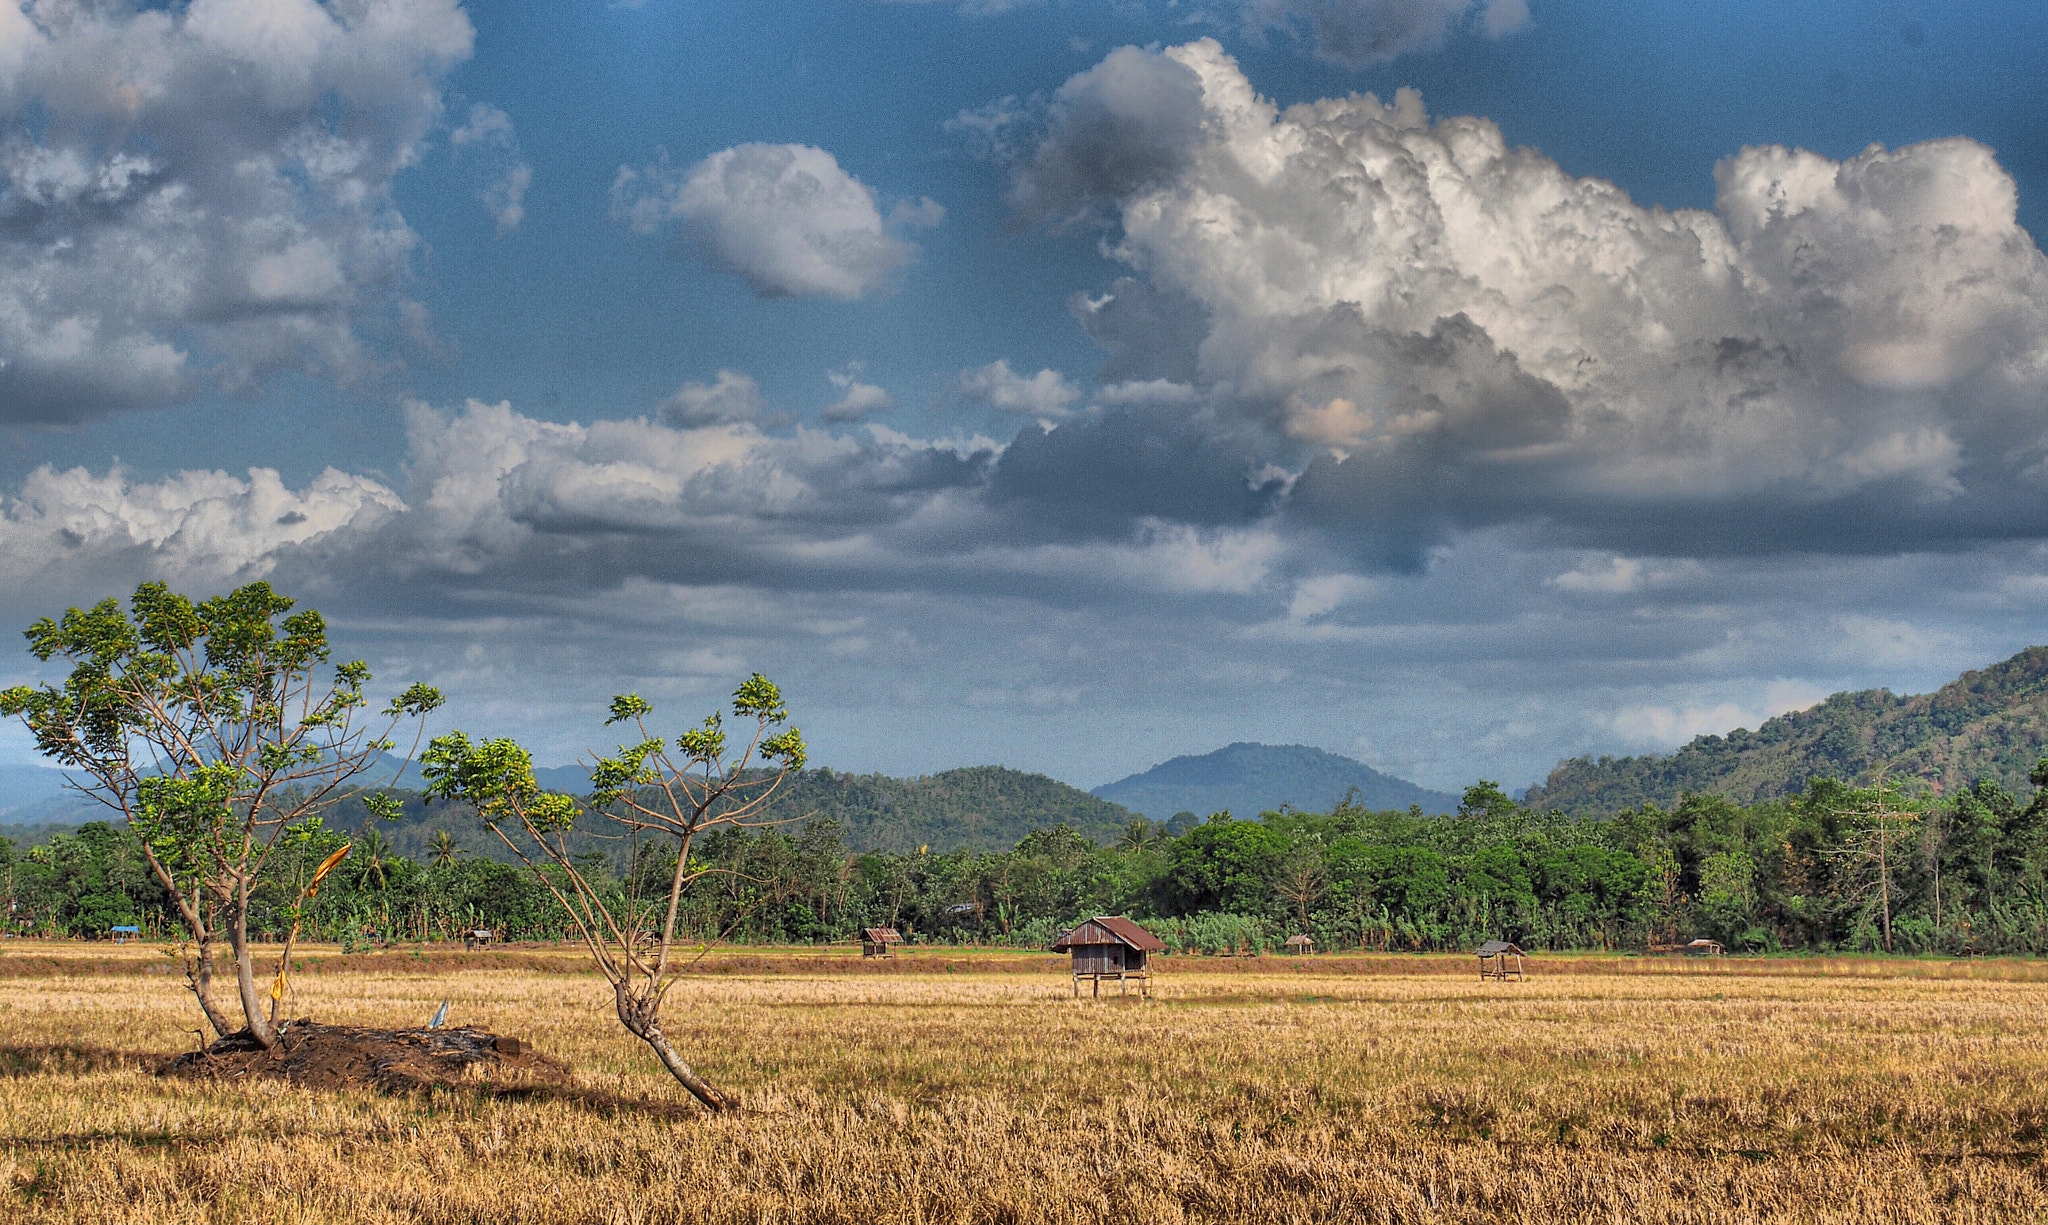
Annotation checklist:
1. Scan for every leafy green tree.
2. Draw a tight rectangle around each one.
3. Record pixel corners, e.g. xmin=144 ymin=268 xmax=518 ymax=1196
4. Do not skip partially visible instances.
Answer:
xmin=1 ymin=582 xmax=441 ymax=1045
xmin=1694 ymin=850 xmax=1760 ymax=945
xmin=1166 ymin=820 xmax=1284 ymax=914
xmin=1459 ymin=781 xmax=1520 ymax=821
xmin=423 ymin=675 xmax=804 ymax=1111
xmin=1637 ymin=843 xmax=1686 ymax=945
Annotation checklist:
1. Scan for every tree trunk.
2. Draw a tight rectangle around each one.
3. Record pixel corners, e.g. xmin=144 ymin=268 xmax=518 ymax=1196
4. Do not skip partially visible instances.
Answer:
xmin=1879 ymin=830 xmax=1893 ymax=953
xmin=184 ymin=928 xmax=236 ymax=1041
xmin=142 ymin=851 xmax=234 ymax=1039
xmin=614 ymin=983 xmax=733 ymax=1112
xmin=227 ymin=896 xmax=277 ymax=1049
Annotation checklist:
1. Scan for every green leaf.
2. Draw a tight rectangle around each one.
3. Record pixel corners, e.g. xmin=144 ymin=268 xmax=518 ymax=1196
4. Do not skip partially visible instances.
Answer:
xmin=606 ymin=693 xmax=654 ymax=726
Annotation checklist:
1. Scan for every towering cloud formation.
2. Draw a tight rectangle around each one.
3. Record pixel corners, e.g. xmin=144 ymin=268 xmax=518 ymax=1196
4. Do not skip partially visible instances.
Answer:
xmin=1015 ymin=39 xmax=2048 ymax=564
xmin=0 ymin=0 xmax=476 ymax=423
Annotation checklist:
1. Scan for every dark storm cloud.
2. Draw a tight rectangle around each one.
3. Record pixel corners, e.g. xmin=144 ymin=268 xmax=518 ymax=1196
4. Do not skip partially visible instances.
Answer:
xmin=1006 ymin=45 xmax=1207 ymax=227
xmin=987 ymin=407 xmax=1287 ymax=539
xmin=1070 ymin=277 xmax=1210 ymax=386
xmin=1242 ymin=0 xmax=1525 ymax=66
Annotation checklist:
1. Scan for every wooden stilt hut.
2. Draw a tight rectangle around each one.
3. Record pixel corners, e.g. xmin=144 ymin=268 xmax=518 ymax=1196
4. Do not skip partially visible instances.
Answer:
xmin=861 ymin=927 xmax=905 ymax=959
xmin=1051 ymin=917 xmax=1165 ymax=998
xmin=1476 ymin=939 xmax=1525 ymax=980
xmin=1284 ymin=934 xmax=1315 ymax=955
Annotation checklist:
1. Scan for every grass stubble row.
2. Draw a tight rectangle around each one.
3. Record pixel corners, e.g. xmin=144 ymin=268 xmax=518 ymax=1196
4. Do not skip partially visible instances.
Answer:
xmin=1 ymin=948 xmax=2046 ymax=1222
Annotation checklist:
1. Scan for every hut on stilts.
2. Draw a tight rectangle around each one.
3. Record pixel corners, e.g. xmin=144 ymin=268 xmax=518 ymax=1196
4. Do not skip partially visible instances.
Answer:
xmin=1051 ymin=917 xmax=1165 ymax=998
xmin=1476 ymin=939 xmax=1526 ymax=981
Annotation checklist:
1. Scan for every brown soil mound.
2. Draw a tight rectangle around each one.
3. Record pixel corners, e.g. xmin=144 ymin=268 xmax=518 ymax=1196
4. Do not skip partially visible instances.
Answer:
xmin=164 ymin=1021 xmax=573 ymax=1093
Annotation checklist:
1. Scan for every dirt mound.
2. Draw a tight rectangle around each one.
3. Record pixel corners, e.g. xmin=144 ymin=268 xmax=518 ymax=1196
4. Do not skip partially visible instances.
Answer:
xmin=165 ymin=1021 xmax=573 ymax=1092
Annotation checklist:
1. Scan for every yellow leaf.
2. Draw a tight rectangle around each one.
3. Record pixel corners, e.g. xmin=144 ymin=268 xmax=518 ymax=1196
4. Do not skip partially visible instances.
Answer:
xmin=269 ymin=970 xmax=286 ymax=1002
xmin=307 ymin=844 xmax=351 ymax=898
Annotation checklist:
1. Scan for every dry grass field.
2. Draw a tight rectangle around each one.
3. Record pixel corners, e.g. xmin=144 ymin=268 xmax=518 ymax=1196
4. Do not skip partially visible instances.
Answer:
xmin=3 ymin=942 xmax=2048 ymax=1223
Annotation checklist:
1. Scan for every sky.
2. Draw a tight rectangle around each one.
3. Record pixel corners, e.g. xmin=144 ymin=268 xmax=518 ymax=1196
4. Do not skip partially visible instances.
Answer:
xmin=1 ymin=0 xmax=2046 ymax=795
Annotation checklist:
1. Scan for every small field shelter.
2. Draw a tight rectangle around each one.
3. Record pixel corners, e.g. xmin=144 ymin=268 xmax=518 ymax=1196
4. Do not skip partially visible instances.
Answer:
xmin=861 ymin=927 xmax=905 ymax=959
xmin=1476 ymin=939 xmax=1526 ymax=980
xmin=1051 ymin=916 xmax=1165 ymax=998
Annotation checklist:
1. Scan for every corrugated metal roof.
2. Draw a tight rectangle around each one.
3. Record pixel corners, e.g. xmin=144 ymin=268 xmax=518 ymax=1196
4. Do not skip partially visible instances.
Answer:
xmin=861 ymin=927 xmax=903 ymax=943
xmin=1051 ymin=916 xmax=1166 ymax=952
xmin=1475 ymin=940 xmax=1524 ymax=956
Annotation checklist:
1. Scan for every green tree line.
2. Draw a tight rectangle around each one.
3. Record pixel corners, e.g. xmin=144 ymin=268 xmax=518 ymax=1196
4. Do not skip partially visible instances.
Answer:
xmin=14 ymin=764 xmax=2048 ymax=956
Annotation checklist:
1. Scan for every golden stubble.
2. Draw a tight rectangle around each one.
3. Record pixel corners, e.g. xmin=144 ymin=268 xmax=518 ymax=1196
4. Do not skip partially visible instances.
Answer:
xmin=2 ymin=945 xmax=2046 ymax=1223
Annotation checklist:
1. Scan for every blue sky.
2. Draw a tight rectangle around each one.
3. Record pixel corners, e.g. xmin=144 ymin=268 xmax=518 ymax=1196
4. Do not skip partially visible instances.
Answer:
xmin=2 ymin=0 xmax=2046 ymax=794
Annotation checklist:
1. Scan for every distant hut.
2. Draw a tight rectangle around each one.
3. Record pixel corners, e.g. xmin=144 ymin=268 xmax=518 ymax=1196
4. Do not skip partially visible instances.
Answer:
xmin=1051 ymin=916 xmax=1165 ymax=998
xmin=1476 ymin=939 xmax=1526 ymax=981
xmin=109 ymin=925 xmax=139 ymax=944
xmin=1684 ymin=938 xmax=1724 ymax=957
xmin=861 ymin=927 xmax=905 ymax=959
xmin=1284 ymin=933 xmax=1315 ymax=955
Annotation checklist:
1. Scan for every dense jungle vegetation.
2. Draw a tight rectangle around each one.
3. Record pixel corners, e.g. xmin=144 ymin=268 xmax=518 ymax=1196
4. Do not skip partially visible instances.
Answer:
xmin=11 ymin=764 xmax=2048 ymax=956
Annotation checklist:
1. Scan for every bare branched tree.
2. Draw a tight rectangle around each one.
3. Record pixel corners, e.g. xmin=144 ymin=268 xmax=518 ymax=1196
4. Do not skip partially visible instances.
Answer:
xmin=421 ymin=676 xmax=804 ymax=1111
xmin=1827 ymin=779 xmax=1922 ymax=953
xmin=1271 ymin=844 xmax=1329 ymax=936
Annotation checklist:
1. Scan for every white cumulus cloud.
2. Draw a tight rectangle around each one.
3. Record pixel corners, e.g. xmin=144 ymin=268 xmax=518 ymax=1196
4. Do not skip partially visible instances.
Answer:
xmin=0 ymin=0 xmax=474 ymax=423
xmin=659 ymin=370 xmax=766 ymax=428
xmin=451 ymin=102 xmax=531 ymax=234
xmin=825 ymin=364 xmax=895 ymax=422
xmin=610 ymin=143 xmax=922 ymax=300
xmin=959 ymin=359 xmax=1083 ymax=420
xmin=0 ymin=462 xmax=402 ymax=592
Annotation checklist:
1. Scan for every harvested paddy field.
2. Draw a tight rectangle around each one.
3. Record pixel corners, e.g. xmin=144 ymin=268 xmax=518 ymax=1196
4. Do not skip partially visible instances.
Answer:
xmin=2 ymin=943 xmax=2046 ymax=1222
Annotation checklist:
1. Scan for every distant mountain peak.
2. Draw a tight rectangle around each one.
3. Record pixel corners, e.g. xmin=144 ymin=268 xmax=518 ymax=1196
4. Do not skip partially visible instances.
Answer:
xmin=1092 ymin=742 xmax=1458 ymax=819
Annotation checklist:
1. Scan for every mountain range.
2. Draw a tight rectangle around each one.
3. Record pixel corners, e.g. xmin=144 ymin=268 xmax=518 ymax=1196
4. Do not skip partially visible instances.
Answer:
xmin=0 ymin=759 xmax=1138 ymax=857
xmin=1526 ymin=645 xmax=2048 ymax=815
xmin=0 ymin=744 xmax=1454 ymax=853
xmin=41 ymin=641 xmax=2048 ymax=854
xmin=1091 ymin=742 xmax=1460 ymax=820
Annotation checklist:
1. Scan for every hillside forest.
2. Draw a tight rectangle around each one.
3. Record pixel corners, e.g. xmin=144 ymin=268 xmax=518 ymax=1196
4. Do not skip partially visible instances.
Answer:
xmin=12 ymin=765 xmax=2048 ymax=957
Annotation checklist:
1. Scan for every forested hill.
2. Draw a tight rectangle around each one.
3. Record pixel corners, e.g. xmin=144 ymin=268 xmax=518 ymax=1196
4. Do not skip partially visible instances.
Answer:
xmin=1526 ymin=645 xmax=2048 ymax=815
xmin=738 ymin=765 xmax=1133 ymax=852
xmin=1093 ymin=742 xmax=1459 ymax=819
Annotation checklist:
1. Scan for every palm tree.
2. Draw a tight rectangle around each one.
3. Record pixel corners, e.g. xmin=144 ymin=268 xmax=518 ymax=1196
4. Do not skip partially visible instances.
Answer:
xmin=358 ymin=828 xmax=393 ymax=891
xmin=428 ymin=829 xmax=459 ymax=868
xmin=1117 ymin=817 xmax=1163 ymax=852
